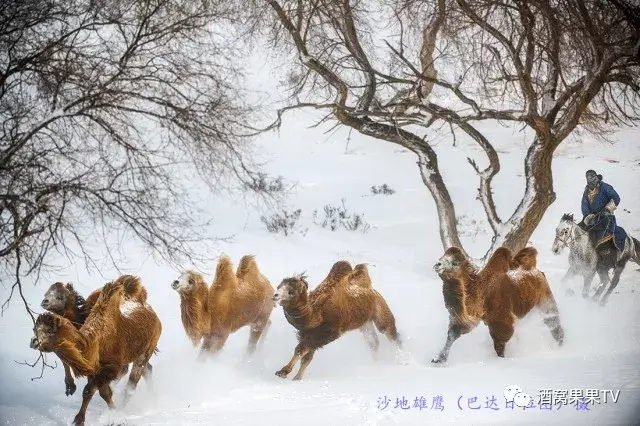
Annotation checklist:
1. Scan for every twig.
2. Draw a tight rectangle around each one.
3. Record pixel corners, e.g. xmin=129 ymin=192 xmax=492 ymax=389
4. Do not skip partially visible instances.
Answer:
xmin=15 ymin=352 xmax=58 ymax=381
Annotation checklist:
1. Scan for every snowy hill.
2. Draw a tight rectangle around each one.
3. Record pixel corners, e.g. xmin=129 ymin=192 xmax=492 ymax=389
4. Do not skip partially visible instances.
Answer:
xmin=1 ymin=78 xmax=640 ymax=424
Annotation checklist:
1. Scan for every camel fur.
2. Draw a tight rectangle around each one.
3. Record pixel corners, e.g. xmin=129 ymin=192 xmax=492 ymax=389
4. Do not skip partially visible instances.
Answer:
xmin=273 ymin=260 xmax=402 ymax=381
xmin=31 ymin=276 xmax=161 ymax=426
xmin=171 ymin=254 xmax=275 ymax=359
xmin=40 ymin=278 xmax=149 ymax=396
xmin=432 ymin=246 xmax=564 ymax=364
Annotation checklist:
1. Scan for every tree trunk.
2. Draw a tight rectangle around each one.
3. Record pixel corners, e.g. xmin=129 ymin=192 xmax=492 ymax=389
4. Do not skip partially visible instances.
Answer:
xmin=415 ymin=151 xmax=466 ymax=254
xmin=482 ymin=135 xmax=557 ymax=262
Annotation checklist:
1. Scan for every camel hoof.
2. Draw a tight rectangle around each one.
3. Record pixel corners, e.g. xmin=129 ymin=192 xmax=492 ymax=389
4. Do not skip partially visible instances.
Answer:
xmin=431 ymin=357 xmax=446 ymax=365
xmin=292 ymin=376 xmax=303 ymax=381
xmin=65 ymin=382 xmax=77 ymax=396
xmin=275 ymin=369 xmax=289 ymax=379
xmin=581 ymin=292 xmax=590 ymax=299
xmin=565 ymin=288 xmax=575 ymax=296
xmin=598 ymin=298 xmax=608 ymax=307
xmin=72 ymin=415 xmax=85 ymax=426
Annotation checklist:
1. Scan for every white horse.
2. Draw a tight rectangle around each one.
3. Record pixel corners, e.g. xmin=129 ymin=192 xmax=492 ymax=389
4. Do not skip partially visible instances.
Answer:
xmin=551 ymin=213 xmax=639 ymax=306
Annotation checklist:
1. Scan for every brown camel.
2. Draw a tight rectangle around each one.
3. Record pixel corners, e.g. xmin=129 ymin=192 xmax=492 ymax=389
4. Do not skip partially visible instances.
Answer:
xmin=431 ymin=246 xmax=564 ymax=364
xmin=40 ymin=278 xmax=148 ymax=396
xmin=273 ymin=260 xmax=402 ymax=381
xmin=31 ymin=276 xmax=162 ymax=426
xmin=171 ymin=254 xmax=274 ymax=359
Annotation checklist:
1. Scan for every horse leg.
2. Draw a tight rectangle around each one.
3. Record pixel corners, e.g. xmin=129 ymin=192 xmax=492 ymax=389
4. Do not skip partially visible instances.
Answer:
xmin=599 ymin=264 xmax=626 ymax=307
xmin=72 ymin=376 xmax=98 ymax=426
xmin=360 ymin=321 xmax=380 ymax=361
xmin=431 ymin=320 xmax=477 ymax=364
xmin=581 ymin=270 xmax=597 ymax=299
xmin=591 ymin=268 xmax=610 ymax=300
xmin=561 ymin=268 xmax=577 ymax=296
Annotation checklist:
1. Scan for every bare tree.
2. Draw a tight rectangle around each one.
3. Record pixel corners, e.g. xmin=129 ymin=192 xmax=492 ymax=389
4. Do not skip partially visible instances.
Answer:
xmin=242 ymin=0 xmax=640 ymax=261
xmin=0 ymin=0 xmax=274 ymax=325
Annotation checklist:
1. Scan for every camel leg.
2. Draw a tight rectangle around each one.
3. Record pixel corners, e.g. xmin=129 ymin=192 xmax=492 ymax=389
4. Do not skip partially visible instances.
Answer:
xmin=537 ymin=294 xmax=565 ymax=345
xmin=292 ymin=350 xmax=316 ymax=381
xmin=73 ymin=377 xmax=98 ymax=426
xmin=247 ymin=317 xmax=271 ymax=356
xmin=98 ymin=383 xmax=116 ymax=409
xmin=124 ymin=344 xmax=156 ymax=406
xmin=487 ymin=320 xmax=515 ymax=358
xmin=599 ymin=264 xmax=626 ymax=306
xmin=62 ymin=361 xmax=77 ymax=396
xmin=592 ymin=268 xmax=610 ymax=300
xmin=142 ymin=363 xmax=154 ymax=393
xmin=372 ymin=294 xmax=402 ymax=348
xmin=198 ymin=332 xmax=229 ymax=361
xmin=431 ymin=321 xmax=476 ymax=364
xmin=360 ymin=321 xmax=380 ymax=361
xmin=276 ymin=343 xmax=309 ymax=379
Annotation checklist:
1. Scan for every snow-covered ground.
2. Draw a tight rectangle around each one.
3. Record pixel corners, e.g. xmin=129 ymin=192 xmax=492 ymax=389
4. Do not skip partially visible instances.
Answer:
xmin=1 ymin=76 xmax=640 ymax=424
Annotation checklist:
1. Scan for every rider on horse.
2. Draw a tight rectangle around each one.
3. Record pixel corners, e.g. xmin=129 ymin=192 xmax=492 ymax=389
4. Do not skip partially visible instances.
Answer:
xmin=580 ymin=169 xmax=627 ymax=257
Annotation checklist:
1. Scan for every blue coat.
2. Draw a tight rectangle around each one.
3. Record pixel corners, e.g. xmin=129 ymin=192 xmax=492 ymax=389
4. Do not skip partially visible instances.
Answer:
xmin=581 ymin=182 xmax=620 ymax=217
xmin=580 ymin=182 xmax=626 ymax=249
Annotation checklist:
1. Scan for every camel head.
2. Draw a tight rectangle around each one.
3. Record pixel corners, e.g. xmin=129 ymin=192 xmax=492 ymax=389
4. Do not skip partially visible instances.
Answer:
xmin=41 ymin=282 xmax=73 ymax=312
xmin=552 ymin=213 xmax=575 ymax=255
xmin=30 ymin=312 xmax=64 ymax=352
xmin=171 ymin=270 xmax=205 ymax=293
xmin=433 ymin=247 xmax=471 ymax=280
xmin=273 ymin=274 xmax=309 ymax=306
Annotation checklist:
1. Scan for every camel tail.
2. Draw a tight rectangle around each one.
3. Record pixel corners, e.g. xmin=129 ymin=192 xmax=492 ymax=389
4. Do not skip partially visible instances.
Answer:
xmin=236 ymin=254 xmax=258 ymax=279
xmin=511 ymin=247 xmax=538 ymax=270
xmin=349 ymin=264 xmax=373 ymax=288
xmin=214 ymin=255 xmax=237 ymax=287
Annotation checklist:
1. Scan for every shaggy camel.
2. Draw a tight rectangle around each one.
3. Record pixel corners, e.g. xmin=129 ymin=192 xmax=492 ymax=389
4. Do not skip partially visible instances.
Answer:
xmin=40 ymin=279 xmax=148 ymax=396
xmin=273 ymin=260 xmax=402 ymax=381
xmin=31 ymin=276 xmax=161 ymax=426
xmin=431 ymin=246 xmax=564 ymax=364
xmin=171 ymin=254 xmax=274 ymax=359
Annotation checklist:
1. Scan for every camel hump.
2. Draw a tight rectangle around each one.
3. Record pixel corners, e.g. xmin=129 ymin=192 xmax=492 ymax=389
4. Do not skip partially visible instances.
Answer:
xmin=326 ymin=260 xmax=353 ymax=282
xmin=236 ymin=254 xmax=258 ymax=279
xmin=214 ymin=255 xmax=237 ymax=287
xmin=115 ymin=275 xmax=147 ymax=302
xmin=349 ymin=264 xmax=373 ymax=288
xmin=511 ymin=247 xmax=538 ymax=270
xmin=483 ymin=247 xmax=513 ymax=275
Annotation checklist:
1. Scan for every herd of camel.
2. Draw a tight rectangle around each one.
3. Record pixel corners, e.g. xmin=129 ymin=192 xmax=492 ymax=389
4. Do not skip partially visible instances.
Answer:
xmin=29 ymin=245 xmax=566 ymax=425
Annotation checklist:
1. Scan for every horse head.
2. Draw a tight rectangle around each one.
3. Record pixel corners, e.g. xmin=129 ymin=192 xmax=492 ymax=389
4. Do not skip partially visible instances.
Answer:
xmin=552 ymin=213 xmax=576 ymax=255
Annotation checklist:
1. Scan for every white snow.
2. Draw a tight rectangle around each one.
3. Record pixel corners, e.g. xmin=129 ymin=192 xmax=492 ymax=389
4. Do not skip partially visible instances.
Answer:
xmin=119 ymin=300 xmax=142 ymax=318
xmin=1 ymin=62 xmax=640 ymax=426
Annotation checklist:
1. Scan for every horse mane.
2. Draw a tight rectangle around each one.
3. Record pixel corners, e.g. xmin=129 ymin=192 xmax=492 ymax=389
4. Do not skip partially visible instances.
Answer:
xmin=561 ymin=213 xmax=574 ymax=222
